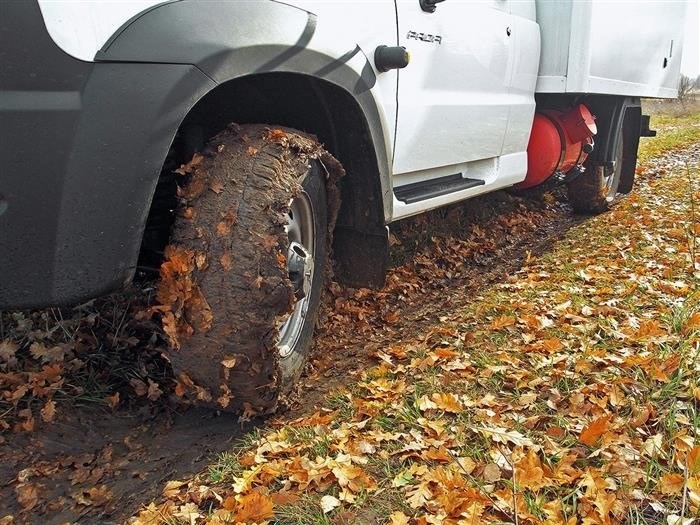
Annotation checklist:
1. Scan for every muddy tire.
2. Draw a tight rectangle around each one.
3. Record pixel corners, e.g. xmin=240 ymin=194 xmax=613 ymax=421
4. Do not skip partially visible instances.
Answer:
xmin=566 ymin=125 xmax=625 ymax=214
xmin=157 ymin=124 xmax=342 ymax=415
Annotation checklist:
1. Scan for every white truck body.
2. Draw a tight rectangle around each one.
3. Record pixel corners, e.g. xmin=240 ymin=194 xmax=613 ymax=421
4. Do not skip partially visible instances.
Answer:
xmin=1 ymin=0 xmax=689 ymax=310
xmin=536 ymin=0 xmax=686 ymax=98
xmin=36 ymin=0 xmax=688 ymax=222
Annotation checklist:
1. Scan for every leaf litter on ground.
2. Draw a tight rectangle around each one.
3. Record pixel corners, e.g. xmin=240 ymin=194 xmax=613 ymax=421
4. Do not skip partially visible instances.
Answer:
xmin=126 ymin=112 xmax=700 ymax=523
xmin=1 ymin=105 xmax=699 ymax=524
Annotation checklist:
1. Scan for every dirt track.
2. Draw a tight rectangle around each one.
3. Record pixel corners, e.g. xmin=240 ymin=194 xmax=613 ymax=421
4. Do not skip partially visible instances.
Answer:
xmin=0 ymin=178 xmax=590 ymax=524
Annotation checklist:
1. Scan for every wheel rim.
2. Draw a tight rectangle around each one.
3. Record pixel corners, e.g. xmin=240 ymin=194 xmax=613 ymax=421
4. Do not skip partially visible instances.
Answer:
xmin=278 ymin=191 xmax=315 ymax=358
xmin=604 ymin=133 xmax=624 ymax=202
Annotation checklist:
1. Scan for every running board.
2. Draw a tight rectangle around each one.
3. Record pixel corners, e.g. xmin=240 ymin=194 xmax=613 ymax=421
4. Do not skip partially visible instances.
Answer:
xmin=394 ymin=174 xmax=485 ymax=204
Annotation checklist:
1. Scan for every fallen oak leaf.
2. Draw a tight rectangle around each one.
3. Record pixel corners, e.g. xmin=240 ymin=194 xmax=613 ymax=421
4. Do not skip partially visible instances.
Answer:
xmin=163 ymin=480 xmax=187 ymax=499
xmin=579 ymin=416 xmax=610 ymax=446
xmin=0 ymin=340 xmax=18 ymax=364
xmin=130 ymin=378 xmax=148 ymax=397
xmin=147 ymin=380 xmax=163 ymax=401
xmin=658 ymin=472 xmax=684 ymax=495
xmin=430 ymin=392 xmax=463 ymax=413
xmin=105 ymin=392 xmax=120 ymax=409
xmin=234 ymin=492 xmax=274 ymax=523
xmin=687 ymin=446 xmax=700 ymax=475
xmin=29 ymin=342 xmax=69 ymax=363
xmin=174 ymin=153 xmax=204 ymax=175
xmin=209 ymin=178 xmax=224 ymax=194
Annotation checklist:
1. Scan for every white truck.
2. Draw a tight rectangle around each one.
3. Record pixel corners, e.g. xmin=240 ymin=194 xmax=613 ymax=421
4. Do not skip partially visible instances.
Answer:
xmin=0 ymin=1 xmax=687 ymax=413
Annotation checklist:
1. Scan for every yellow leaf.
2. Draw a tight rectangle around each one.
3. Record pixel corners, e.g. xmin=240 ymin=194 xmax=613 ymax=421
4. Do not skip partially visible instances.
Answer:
xmin=430 ymin=392 xmax=463 ymax=413
xmin=389 ymin=511 xmax=410 ymax=525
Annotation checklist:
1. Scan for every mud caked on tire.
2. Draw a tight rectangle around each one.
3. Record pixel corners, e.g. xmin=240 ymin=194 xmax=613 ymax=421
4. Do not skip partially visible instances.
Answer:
xmin=156 ymin=124 xmax=343 ymax=415
xmin=566 ymin=122 xmax=626 ymax=214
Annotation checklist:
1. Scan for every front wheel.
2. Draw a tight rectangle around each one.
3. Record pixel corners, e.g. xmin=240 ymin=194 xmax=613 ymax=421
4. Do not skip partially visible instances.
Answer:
xmin=157 ymin=124 xmax=339 ymax=414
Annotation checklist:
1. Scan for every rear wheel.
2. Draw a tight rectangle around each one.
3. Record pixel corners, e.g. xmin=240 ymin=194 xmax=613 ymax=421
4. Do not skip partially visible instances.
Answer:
xmin=567 ymin=125 xmax=625 ymax=214
xmin=157 ymin=124 xmax=333 ymax=414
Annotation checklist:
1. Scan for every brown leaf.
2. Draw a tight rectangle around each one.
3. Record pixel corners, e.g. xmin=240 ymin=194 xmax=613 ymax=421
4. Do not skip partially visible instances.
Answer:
xmin=174 ymin=153 xmax=204 ymax=175
xmin=16 ymin=483 xmax=39 ymax=510
xmin=29 ymin=342 xmax=68 ymax=363
xmin=130 ymin=378 xmax=148 ymax=397
xmin=147 ymin=380 xmax=163 ymax=401
xmin=220 ymin=252 xmax=233 ymax=271
xmin=209 ymin=178 xmax=224 ymax=194
xmin=105 ymin=392 xmax=120 ymax=408
xmin=0 ymin=340 xmax=18 ymax=364
xmin=483 ymin=463 xmax=501 ymax=482
xmin=216 ymin=221 xmax=231 ymax=237
xmin=270 ymin=492 xmax=300 ymax=506
xmin=40 ymin=400 xmax=56 ymax=423
xmin=266 ymin=129 xmax=287 ymax=142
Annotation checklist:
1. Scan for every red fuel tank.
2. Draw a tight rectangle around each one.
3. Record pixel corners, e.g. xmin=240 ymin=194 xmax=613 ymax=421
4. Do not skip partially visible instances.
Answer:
xmin=517 ymin=104 xmax=597 ymax=190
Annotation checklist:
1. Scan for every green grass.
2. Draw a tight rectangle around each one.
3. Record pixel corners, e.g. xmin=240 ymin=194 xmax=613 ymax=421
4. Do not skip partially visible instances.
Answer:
xmin=638 ymin=99 xmax=700 ymax=164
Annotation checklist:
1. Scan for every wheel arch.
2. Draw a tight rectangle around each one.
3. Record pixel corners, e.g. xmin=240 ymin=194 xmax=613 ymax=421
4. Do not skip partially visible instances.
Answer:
xmin=104 ymin=1 xmax=394 ymax=288
xmin=577 ymin=96 xmax=642 ymax=194
xmin=139 ymin=71 xmax=390 ymax=288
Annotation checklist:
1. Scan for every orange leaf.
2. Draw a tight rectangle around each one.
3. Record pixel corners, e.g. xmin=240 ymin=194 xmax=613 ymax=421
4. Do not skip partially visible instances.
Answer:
xmin=579 ymin=416 xmax=610 ymax=446
xmin=234 ymin=492 xmax=274 ymax=523
xmin=490 ymin=315 xmax=515 ymax=330
xmin=515 ymin=449 xmax=546 ymax=490
xmin=40 ymin=400 xmax=56 ymax=423
xmin=658 ymin=473 xmax=684 ymax=495
xmin=431 ymin=392 xmax=463 ymax=413
xmin=688 ymin=446 xmax=700 ymax=475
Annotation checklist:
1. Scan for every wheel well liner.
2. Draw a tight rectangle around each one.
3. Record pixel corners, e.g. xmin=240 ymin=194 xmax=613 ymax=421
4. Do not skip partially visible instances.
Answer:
xmin=140 ymin=73 xmax=389 ymax=288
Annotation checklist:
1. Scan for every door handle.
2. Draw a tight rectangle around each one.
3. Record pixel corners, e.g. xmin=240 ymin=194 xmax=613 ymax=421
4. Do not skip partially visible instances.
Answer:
xmin=420 ymin=0 xmax=445 ymax=13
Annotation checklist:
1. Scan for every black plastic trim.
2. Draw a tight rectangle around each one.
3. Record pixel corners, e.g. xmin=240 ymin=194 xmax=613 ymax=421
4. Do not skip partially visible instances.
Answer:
xmin=394 ymin=174 xmax=485 ymax=204
xmin=0 ymin=2 xmax=216 ymax=309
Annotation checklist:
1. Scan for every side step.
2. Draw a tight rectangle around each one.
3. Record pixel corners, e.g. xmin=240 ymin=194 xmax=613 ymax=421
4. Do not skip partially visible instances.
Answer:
xmin=394 ymin=173 xmax=485 ymax=204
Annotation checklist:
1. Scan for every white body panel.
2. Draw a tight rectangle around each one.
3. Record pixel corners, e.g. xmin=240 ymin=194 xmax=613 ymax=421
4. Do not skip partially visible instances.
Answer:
xmin=536 ymin=0 xmax=687 ymax=97
xmin=35 ymin=0 xmax=688 ymax=224
xmin=37 ymin=0 xmax=165 ymax=61
xmin=392 ymin=152 xmax=527 ymax=220
xmin=392 ymin=0 xmax=513 ymax=175
xmin=390 ymin=0 xmax=539 ymax=219
xmin=282 ymin=1 xmax=399 ymax=169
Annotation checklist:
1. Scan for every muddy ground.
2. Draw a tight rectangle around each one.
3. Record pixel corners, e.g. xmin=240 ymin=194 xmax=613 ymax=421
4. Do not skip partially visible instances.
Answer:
xmin=0 ymin=185 xmax=584 ymax=524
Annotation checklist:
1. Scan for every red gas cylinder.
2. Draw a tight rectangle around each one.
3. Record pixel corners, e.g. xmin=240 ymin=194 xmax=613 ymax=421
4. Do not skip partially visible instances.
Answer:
xmin=517 ymin=104 xmax=597 ymax=189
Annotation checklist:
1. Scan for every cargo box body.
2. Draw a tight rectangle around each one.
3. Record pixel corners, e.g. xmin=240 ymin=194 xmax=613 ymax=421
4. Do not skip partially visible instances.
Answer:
xmin=536 ymin=0 xmax=686 ymax=98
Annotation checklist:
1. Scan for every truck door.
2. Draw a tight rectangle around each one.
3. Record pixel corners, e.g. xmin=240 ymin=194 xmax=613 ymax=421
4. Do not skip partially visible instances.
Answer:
xmin=393 ymin=0 xmax=513 ymax=175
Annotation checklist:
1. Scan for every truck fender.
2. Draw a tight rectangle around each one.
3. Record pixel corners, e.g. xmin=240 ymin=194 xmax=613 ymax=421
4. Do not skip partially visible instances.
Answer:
xmin=96 ymin=0 xmax=394 ymax=221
